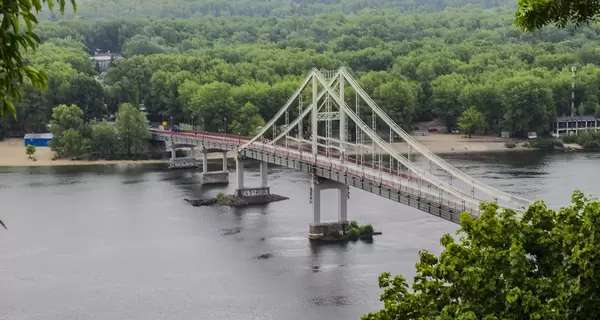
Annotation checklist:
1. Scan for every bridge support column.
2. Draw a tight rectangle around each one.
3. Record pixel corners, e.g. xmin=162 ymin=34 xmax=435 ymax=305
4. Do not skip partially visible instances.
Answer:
xmin=169 ymin=144 xmax=198 ymax=169
xmin=339 ymin=185 xmax=348 ymax=222
xmin=199 ymin=149 xmax=229 ymax=185
xmin=202 ymin=152 xmax=208 ymax=173
xmin=236 ymin=158 xmax=245 ymax=191
xmin=308 ymin=175 xmax=349 ymax=241
xmin=234 ymin=157 xmax=271 ymax=203
xmin=260 ymin=161 xmax=268 ymax=188
xmin=312 ymin=183 xmax=321 ymax=224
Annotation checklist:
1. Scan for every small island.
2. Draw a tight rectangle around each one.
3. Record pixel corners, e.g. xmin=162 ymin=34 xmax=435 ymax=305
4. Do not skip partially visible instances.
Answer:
xmin=309 ymin=220 xmax=380 ymax=242
xmin=185 ymin=192 xmax=288 ymax=207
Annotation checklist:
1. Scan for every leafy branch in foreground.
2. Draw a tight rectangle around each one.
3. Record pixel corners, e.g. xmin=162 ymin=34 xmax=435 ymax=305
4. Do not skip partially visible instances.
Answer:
xmin=516 ymin=0 xmax=600 ymax=32
xmin=363 ymin=190 xmax=600 ymax=319
xmin=0 ymin=0 xmax=76 ymax=119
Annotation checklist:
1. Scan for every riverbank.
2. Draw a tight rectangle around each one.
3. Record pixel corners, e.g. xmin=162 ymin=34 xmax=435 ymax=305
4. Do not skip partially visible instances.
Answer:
xmin=347 ymin=133 xmax=534 ymax=155
xmin=1 ymin=134 xmax=533 ymax=167
xmin=391 ymin=133 xmax=531 ymax=155
xmin=0 ymin=139 xmax=234 ymax=167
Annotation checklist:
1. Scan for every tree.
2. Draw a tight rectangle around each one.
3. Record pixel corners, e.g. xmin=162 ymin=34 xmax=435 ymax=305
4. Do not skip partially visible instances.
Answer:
xmin=60 ymin=128 xmax=89 ymax=158
xmin=228 ymin=102 xmax=265 ymax=136
xmin=67 ymin=74 xmax=107 ymax=121
xmin=25 ymin=144 xmax=36 ymax=160
xmin=459 ymin=83 xmax=503 ymax=134
xmin=431 ymin=74 xmax=470 ymax=131
xmin=114 ymin=103 xmax=150 ymax=156
xmin=0 ymin=0 xmax=76 ymax=119
xmin=516 ymin=0 xmax=600 ymax=32
xmin=363 ymin=190 xmax=600 ymax=319
xmin=373 ymin=80 xmax=418 ymax=131
xmin=90 ymin=120 xmax=119 ymax=157
xmin=49 ymin=104 xmax=87 ymax=157
xmin=457 ymin=106 xmax=486 ymax=138
xmin=179 ymin=81 xmax=236 ymax=132
xmin=500 ymin=74 xmax=555 ymax=136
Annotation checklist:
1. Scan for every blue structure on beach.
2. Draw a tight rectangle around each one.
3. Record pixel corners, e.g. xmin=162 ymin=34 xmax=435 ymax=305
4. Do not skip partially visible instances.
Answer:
xmin=24 ymin=133 xmax=53 ymax=147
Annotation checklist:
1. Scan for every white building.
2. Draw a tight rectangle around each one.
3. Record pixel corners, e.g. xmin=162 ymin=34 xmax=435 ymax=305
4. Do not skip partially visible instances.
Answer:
xmin=91 ymin=51 xmax=122 ymax=72
xmin=552 ymin=115 xmax=600 ymax=137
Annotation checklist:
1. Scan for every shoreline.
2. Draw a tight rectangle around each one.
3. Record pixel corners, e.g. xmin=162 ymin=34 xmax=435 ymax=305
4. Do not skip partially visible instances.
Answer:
xmin=0 ymin=135 xmax=541 ymax=168
xmin=0 ymin=138 xmax=235 ymax=168
xmin=0 ymin=159 xmax=170 ymax=168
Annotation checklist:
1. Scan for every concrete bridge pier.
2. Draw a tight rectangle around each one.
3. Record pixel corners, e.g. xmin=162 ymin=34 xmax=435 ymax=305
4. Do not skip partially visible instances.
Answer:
xmin=308 ymin=175 xmax=349 ymax=240
xmin=235 ymin=157 xmax=271 ymax=202
xmin=169 ymin=144 xmax=198 ymax=169
xmin=200 ymin=149 xmax=229 ymax=185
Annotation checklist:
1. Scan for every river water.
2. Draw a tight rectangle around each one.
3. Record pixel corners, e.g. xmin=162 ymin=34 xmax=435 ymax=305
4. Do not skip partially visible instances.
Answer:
xmin=1 ymin=151 xmax=599 ymax=320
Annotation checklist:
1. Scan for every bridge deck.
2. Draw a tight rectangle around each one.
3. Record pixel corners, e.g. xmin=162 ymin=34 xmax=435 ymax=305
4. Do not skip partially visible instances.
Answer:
xmin=241 ymin=144 xmax=481 ymax=216
xmin=151 ymin=130 xmax=483 ymax=223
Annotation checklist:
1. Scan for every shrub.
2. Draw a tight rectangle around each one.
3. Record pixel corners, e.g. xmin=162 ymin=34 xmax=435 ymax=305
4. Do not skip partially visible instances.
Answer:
xmin=346 ymin=228 xmax=360 ymax=241
xmin=562 ymin=135 xmax=578 ymax=144
xmin=25 ymin=145 xmax=36 ymax=159
xmin=359 ymin=224 xmax=374 ymax=236
xmin=216 ymin=192 xmax=225 ymax=201
xmin=576 ymin=131 xmax=600 ymax=150
xmin=528 ymin=138 xmax=563 ymax=150
xmin=504 ymin=142 xmax=516 ymax=149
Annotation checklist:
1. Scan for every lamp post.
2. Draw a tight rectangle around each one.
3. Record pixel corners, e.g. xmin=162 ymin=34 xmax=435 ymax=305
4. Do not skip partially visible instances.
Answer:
xmin=223 ymin=116 xmax=228 ymax=134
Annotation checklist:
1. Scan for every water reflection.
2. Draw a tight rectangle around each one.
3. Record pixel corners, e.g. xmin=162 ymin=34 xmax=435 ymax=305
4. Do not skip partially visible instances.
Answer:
xmin=1 ymin=152 xmax=599 ymax=319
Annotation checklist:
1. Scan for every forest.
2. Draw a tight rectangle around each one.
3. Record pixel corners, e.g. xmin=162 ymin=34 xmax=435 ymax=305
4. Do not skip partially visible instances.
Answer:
xmin=4 ymin=0 xmax=600 ymax=139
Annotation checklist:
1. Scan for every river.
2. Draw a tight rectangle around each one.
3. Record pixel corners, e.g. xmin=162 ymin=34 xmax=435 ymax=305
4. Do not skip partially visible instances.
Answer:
xmin=1 ymin=151 xmax=599 ymax=320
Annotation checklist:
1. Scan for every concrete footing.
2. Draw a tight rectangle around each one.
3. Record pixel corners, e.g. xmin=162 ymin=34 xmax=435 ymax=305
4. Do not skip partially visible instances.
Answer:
xmin=235 ymin=187 xmax=270 ymax=197
xmin=200 ymin=171 xmax=229 ymax=184
xmin=169 ymin=157 xmax=198 ymax=169
xmin=308 ymin=221 xmax=350 ymax=241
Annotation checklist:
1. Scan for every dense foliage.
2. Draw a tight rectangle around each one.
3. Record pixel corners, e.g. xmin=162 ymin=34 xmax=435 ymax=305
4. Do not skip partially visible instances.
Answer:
xmin=49 ymin=103 xmax=150 ymax=159
xmin=0 ymin=0 xmax=74 ymax=119
xmin=5 ymin=1 xmax=600 ymax=139
xmin=39 ymin=0 xmax=517 ymax=20
xmin=457 ymin=107 xmax=486 ymax=138
xmin=564 ymin=131 xmax=600 ymax=150
xmin=5 ymin=0 xmax=600 ymax=141
xmin=363 ymin=190 xmax=600 ymax=319
xmin=516 ymin=0 xmax=600 ymax=32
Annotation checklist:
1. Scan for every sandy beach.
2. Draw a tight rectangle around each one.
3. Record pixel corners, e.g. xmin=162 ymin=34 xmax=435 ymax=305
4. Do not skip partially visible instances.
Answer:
xmin=0 ymin=134 xmax=529 ymax=167
xmin=388 ymin=133 xmax=531 ymax=155
xmin=0 ymin=139 xmax=233 ymax=167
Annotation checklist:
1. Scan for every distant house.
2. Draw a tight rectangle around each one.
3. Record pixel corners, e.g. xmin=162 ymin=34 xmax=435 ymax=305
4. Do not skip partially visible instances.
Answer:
xmin=24 ymin=133 xmax=53 ymax=147
xmin=91 ymin=50 xmax=122 ymax=72
xmin=552 ymin=115 xmax=600 ymax=137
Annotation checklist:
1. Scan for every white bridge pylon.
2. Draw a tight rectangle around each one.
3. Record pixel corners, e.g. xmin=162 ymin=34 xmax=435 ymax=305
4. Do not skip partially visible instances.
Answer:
xmin=240 ymin=67 xmax=532 ymax=213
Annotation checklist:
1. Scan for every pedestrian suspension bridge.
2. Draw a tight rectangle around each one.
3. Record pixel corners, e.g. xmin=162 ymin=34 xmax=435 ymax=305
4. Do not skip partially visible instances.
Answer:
xmin=151 ymin=67 xmax=531 ymax=233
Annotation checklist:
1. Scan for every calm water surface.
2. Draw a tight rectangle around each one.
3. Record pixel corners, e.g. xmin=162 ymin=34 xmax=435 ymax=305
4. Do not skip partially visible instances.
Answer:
xmin=1 ymin=151 xmax=599 ymax=319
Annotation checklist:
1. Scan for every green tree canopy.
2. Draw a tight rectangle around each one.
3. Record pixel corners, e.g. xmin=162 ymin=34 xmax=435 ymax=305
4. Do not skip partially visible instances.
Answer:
xmin=516 ymin=0 xmax=600 ymax=32
xmin=48 ymin=104 xmax=87 ymax=157
xmin=363 ymin=190 xmax=600 ymax=319
xmin=457 ymin=106 xmax=486 ymax=138
xmin=228 ymin=102 xmax=265 ymax=136
xmin=0 ymin=0 xmax=75 ymax=119
xmin=90 ymin=120 xmax=119 ymax=157
xmin=115 ymin=103 xmax=150 ymax=155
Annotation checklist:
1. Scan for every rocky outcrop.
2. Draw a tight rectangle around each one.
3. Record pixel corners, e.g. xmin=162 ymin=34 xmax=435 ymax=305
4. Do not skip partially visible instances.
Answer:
xmin=185 ymin=194 xmax=288 ymax=207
